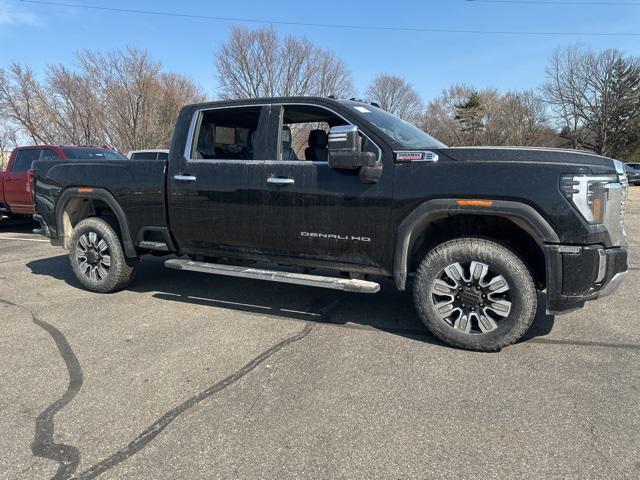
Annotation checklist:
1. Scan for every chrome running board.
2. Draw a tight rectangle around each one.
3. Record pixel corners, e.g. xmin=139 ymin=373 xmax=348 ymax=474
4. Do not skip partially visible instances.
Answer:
xmin=164 ymin=258 xmax=380 ymax=294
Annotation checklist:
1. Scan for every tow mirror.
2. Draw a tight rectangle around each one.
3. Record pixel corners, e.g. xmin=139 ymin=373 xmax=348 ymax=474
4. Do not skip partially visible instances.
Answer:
xmin=327 ymin=125 xmax=381 ymax=183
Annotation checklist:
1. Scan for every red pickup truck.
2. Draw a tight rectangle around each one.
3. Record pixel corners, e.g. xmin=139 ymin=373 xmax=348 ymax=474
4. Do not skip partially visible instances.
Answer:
xmin=1 ymin=145 xmax=126 ymax=217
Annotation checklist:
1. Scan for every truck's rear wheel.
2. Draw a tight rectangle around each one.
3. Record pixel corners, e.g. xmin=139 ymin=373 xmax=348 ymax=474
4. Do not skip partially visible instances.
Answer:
xmin=413 ymin=237 xmax=537 ymax=351
xmin=70 ymin=217 xmax=136 ymax=293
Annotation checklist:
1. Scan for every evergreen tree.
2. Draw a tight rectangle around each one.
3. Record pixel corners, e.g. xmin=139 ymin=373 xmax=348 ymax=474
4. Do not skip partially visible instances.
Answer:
xmin=454 ymin=91 xmax=485 ymax=145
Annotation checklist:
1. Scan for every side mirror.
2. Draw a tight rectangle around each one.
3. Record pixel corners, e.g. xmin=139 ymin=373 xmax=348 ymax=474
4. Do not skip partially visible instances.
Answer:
xmin=327 ymin=125 xmax=381 ymax=183
xmin=328 ymin=125 xmax=368 ymax=169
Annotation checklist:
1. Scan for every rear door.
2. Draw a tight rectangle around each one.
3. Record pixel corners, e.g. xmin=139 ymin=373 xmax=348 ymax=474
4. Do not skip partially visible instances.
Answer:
xmin=167 ymin=104 xmax=272 ymax=256
xmin=4 ymin=148 xmax=41 ymax=213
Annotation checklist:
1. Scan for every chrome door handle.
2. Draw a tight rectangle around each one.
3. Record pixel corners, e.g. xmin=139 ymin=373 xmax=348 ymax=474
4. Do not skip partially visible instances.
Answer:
xmin=174 ymin=174 xmax=197 ymax=182
xmin=267 ymin=177 xmax=295 ymax=185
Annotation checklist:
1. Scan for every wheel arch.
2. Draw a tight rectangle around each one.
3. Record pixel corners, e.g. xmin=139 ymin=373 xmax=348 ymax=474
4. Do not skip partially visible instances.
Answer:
xmin=56 ymin=188 xmax=137 ymax=258
xmin=393 ymin=199 xmax=559 ymax=291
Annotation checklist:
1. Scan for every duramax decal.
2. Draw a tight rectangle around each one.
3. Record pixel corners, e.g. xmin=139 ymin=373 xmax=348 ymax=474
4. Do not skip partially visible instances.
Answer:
xmin=301 ymin=232 xmax=371 ymax=242
xmin=395 ymin=152 xmax=425 ymax=161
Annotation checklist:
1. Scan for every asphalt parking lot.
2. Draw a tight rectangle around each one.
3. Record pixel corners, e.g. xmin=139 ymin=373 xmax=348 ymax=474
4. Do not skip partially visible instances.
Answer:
xmin=2 ymin=191 xmax=640 ymax=480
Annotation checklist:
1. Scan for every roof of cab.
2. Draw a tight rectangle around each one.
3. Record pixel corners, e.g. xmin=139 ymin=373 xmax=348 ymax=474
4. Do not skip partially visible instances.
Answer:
xmin=185 ymin=96 xmax=367 ymax=111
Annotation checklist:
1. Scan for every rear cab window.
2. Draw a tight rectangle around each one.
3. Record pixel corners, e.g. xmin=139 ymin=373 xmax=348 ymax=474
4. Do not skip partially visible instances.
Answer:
xmin=131 ymin=152 xmax=160 ymax=160
xmin=39 ymin=148 xmax=60 ymax=161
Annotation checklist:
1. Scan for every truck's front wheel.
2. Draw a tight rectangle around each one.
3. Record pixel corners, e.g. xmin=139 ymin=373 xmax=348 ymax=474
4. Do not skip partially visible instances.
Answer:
xmin=413 ymin=237 xmax=537 ymax=351
xmin=70 ymin=217 xmax=136 ymax=293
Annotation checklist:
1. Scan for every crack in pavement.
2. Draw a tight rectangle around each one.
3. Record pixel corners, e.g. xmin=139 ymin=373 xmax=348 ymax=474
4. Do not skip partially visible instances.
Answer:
xmin=0 ymin=298 xmax=83 ymax=480
xmin=3 ymin=295 xmax=313 ymax=479
xmin=72 ymin=323 xmax=313 ymax=479
xmin=568 ymin=397 xmax=631 ymax=479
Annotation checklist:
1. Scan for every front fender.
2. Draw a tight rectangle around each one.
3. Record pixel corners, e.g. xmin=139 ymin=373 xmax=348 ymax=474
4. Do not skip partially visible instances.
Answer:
xmin=393 ymin=199 xmax=560 ymax=290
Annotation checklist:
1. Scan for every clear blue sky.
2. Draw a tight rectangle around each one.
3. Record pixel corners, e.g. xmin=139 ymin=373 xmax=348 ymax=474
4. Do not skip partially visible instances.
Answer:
xmin=1 ymin=0 xmax=640 ymax=101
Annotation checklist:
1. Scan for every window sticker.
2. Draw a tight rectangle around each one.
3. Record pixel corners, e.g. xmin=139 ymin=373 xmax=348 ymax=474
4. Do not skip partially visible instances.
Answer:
xmin=354 ymin=106 xmax=371 ymax=113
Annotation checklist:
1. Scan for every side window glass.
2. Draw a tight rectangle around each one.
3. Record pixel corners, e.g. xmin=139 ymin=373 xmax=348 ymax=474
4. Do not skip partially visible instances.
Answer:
xmin=131 ymin=152 xmax=158 ymax=160
xmin=191 ymin=106 xmax=263 ymax=160
xmin=13 ymin=149 xmax=40 ymax=172
xmin=157 ymin=152 xmax=169 ymax=160
xmin=280 ymin=105 xmax=348 ymax=161
xmin=40 ymin=148 xmax=59 ymax=161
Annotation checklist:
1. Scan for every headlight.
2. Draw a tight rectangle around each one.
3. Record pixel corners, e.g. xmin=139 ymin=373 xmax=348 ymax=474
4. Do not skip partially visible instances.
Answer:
xmin=560 ymin=174 xmax=619 ymax=224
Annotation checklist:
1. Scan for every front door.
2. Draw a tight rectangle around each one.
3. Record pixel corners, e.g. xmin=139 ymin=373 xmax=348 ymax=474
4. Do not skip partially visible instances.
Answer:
xmin=256 ymin=104 xmax=394 ymax=271
xmin=167 ymin=105 xmax=273 ymax=256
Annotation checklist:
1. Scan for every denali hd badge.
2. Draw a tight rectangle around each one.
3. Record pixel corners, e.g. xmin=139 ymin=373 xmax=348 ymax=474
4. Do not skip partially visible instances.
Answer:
xmin=301 ymin=232 xmax=371 ymax=242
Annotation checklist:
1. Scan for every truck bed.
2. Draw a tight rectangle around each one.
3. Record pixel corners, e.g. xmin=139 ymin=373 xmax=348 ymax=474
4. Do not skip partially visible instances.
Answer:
xmin=33 ymin=159 xmax=168 ymax=247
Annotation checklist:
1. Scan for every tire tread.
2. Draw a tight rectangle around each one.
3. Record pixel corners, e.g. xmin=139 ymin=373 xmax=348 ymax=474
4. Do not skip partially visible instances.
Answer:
xmin=69 ymin=217 xmax=136 ymax=293
xmin=413 ymin=237 xmax=537 ymax=351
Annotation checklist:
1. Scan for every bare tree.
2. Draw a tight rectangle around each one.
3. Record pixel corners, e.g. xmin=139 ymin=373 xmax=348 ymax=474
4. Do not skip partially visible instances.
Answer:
xmin=485 ymin=91 xmax=556 ymax=146
xmin=541 ymin=46 xmax=586 ymax=150
xmin=78 ymin=47 xmax=166 ymax=150
xmin=0 ymin=119 xmax=18 ymax=169
xmin=215 ymin=27 xmax=354 ymax=99
xmin=0 ymin=64 xmax=54 ymax=144
xmin=541 ymin=45 xmax=640 ymax=157
xmin=420 ymin=84 xmax=556 ymax=147
xmin=44 ymin=64 xmax=102 ymax=146
xmin=0 ymin=47 xmax=205 ymax=153
xmin=365 ymin=74 xmax=424 ymax=121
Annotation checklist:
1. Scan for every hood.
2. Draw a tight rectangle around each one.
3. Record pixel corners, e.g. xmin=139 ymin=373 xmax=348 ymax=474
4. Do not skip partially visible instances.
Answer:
xmin=436 ymin=147 xmax=618 ymax=173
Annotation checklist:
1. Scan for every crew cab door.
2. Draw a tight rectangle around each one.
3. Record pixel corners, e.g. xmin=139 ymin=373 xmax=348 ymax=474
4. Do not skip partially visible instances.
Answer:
xmin=167 ymin=105 xmax=273 ymax=255
xmin=255 ymin=104 xmax=393 ymax=270
xmin=3 ymin=148 xmax=41 ymax=213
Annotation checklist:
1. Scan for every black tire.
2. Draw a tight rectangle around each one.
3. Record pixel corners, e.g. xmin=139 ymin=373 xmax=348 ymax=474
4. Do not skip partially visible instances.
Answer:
xmin=69 ymin=217 xmax=137 ymax=293
xmin=413 ymin=237 xmax=537 ymax=351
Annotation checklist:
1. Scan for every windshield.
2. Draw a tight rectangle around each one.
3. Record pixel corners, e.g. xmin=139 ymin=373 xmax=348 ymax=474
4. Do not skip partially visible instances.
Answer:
xmin=343 ymin=101 xmax=447 ymax=149
xmin=62 ymin=148 xmax=126 ymax=160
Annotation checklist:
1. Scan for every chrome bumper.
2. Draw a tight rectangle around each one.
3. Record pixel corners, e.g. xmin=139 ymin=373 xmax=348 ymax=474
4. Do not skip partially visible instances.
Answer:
xmin=598 ymin=271 xmax=628 ymax=298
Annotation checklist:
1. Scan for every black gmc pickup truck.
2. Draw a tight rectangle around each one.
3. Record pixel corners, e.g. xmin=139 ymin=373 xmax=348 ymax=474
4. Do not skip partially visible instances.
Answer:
xmin=33 ymin=97 xmax=629 ymax=351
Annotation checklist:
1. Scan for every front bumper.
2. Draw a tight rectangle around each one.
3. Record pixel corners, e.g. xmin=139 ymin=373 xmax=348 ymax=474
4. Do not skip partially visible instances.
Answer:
xmin=545 ymin=244 xmax=628 ymax=315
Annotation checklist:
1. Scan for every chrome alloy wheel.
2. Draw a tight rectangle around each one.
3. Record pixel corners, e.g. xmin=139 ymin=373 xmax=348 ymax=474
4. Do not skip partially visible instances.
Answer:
xmin=431 ymin=261 xmax=512 ymax=334
xmin=76 ymin=232 xmax=111 ymax=281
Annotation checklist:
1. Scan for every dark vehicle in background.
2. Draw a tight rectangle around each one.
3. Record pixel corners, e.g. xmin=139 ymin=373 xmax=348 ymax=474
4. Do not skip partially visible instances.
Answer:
xmin=1 ymin=145 xmax=125 ymax=217
xmin=625 ymin=163 xmax=640 ymax=185
xmin=126 ymin=149 xmax=169 ymax=161
xmin=32 ymin=97 xmax=629 ymax=351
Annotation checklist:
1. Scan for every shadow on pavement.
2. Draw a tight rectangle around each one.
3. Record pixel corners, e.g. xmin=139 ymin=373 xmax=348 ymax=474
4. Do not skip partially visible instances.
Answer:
xmin=27 ymin=253 xmax=556 ymax=348
xmin=0 ymin=216 xmax=38 ymax=233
